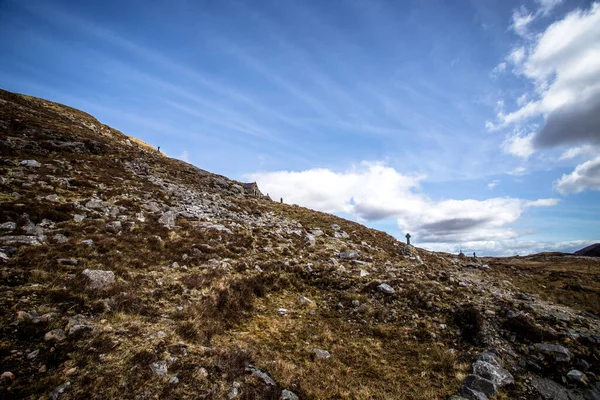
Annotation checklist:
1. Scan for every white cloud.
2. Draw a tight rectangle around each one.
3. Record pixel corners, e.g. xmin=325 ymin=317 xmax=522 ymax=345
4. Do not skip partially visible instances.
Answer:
xmin=507 ymin=47 xmax=527 ymax=66
xmin=491 ymin=62 xmax=507 ymax=77
xmin=248 ymin=162 xmax=559 ymax=245
xmin=487 ymin=180 xmax=500 ymax=189
xmin=524 ymin=198 xmax=560 ymax=207
xmin=493 ymin=3 xmax=600 ymax=193
xmin=517 ymin=93 xmax=528 ymax=106
xmin=502 ymin=131 xmax=535 ymax=158
xmin=496 ymin=3 xmax=600 ymax=139
xmin=508 ymin=166 xmax=528 ymax=176
xmin=554 ymin=155 xmax=600 ymax=194
xmin=511 ymin=6 xmax=535 ymax=37
xmin=559 ymin=145 xmax=598 ymax=160
xmin=535 ymin=0 xmax=563 ymax=15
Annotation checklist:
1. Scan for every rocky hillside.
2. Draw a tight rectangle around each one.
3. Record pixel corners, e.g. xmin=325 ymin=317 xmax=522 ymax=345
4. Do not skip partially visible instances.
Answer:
xmin=1 ymin=88 xmax=599 ymax=400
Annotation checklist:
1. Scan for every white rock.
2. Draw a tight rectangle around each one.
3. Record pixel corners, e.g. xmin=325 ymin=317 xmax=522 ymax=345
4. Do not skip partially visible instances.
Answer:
xmin=313 ymin=348 xmax=331 ymax=359
xmin=0 ymin=222 xmax=16 ymax=230
xmin=377 ymin=283 xmax=395 ymax=295
xmin=150 ymin=361 xmax=168 ymax=377
xmin=81 ymin=269 xmax=115 ymax=290
xmin=298 ymin=296 xmax=313 ymax=305
xmin=20 ymin=160 xmax=41 ymax=168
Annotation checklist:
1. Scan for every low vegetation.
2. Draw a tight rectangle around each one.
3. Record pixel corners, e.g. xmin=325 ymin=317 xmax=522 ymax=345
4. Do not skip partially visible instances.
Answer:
xmin=0 ymin=89 xmax=599 ymax=399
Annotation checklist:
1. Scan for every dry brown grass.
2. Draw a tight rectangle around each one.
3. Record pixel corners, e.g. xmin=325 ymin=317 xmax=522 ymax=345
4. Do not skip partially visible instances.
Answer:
xmin=485 ymin=256 xmax=600 ymax=315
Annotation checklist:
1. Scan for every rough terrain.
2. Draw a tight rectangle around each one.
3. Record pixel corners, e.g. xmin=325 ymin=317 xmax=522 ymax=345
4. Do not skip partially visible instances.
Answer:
xmin=1 ymin=88 xmax=599 ymax=399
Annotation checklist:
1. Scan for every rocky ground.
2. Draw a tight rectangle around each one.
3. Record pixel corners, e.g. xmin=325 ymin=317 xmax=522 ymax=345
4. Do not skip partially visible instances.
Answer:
xmin=0 ymin=88 xmax=599 ymax=399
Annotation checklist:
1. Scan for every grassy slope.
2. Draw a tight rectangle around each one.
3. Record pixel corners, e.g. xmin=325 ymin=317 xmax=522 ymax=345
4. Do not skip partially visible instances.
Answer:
xmin=1 ymin=89 xmax=599 ymax=399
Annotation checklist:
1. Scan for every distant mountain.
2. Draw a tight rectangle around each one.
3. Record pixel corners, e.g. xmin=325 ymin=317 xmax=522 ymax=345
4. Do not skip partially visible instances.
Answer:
xmin=574 ymin=243 xmax=600 ymax=257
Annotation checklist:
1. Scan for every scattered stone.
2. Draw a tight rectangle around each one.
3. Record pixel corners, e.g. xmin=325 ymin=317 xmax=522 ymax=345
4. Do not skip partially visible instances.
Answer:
xmin=1 ymin=371 xmax=15 ymax=382
xmin=305 ymin=234 xmax=316 ymax=246
xmin=105 ymin=221 xmax=122 ymax=233
xmin=197 ymin=367 xmax=208 ymax=378
xmin=476 ymin=352 xmax=501 ymax=368
xmin=377 ymin=283 xmax=395 ymax=295
xmin=73 ymin=214 xmax=85 ymax=223
xmin=20 ymin=159 xmax=41 ymax=168
xmin=330 ymin=224 xmax=341 ymax=231
xmin=0 ymin=251 xmax=9 ymax=263
xmin=515 ymin=292 xmax=534 ymax=301
xmin=50 ymin=382 xmax=71 ymax=399
xmin=352 ymin=299 xmax=360 ymax=307
xmin=573 ymin=358 xmax=590 ymax=372
xmin=228 ymin=381 xmax=241 ymax=399
xmin=334 ymin=230 xmax=350 ymax=239
xmin=64 ymin=367 xmax=77 ymax=376
xmin=81 ymin=269 xmax=115 ymax=290
xmin=472 ymin=360 xmax=513 ymax=388
xmin=45 ymin=194 xmax=60 ymax=202
xmin=53 ymin=234 xmax=68 ymax=243
xmin=27 ymin=349 xmax=39 ymax=360
xmin=532 ymin=377 xmax=570 ymax=400
xmin=85 ymin=199 xmax=106 ymax=209
xmin=280 ymin=389 xmax=299 ymax=400
xmin=461 ymin=374 xmax=497 ymax=396
xmin=159 ymin=211 xmax=176 ymax=229
xmin=0 ymin=222 xmax=16 ymax=230
xmin=196 ymin=221 xmax=232 ymax=233
xmin=247 ymin=366 xmax=276 ymax=386
xmin=0 ymin=235 xmax=42 ymax=246
xmin=168 ymin=376 xmax=179 ymax=384
xmin=360 ymin=269 xmax=369 ymax=277
xmin=313 ymin=348 xmax=331 ymax=359
xmin=298 ymin=296 xmax=313 ymax=305
xmin=459 ymin=386 xmax=488 ymax=400
xmin=143 ymin=202 xmax=161 ymax=213
xmin=534 ymin=343 xmax=571 ymax=362
xmin=150 ymin=361 xmax=168 ymax=377
xmin=278 ymin=308 xmax=288 ymax=315
xmin=44 ymin=329 xmax=66 ymax=342
xmin=339 ymin=250 xmax=359 ymax=260
xmin=81 ymin=239 xmax=94 ymax=245
xmin=566 ymin=370 xmax=586 ymax=384
xmin=135 ymin=212 xmax=145 ymax=222
xmin=311 ymin=229 xmax=324 ymax=237
xmin=68 ymin=324 xmax=94 ymax=337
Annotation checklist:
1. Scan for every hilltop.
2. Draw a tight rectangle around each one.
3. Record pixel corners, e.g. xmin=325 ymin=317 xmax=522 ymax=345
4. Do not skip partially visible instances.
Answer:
xmin=0 ymin=88 xmax=599 ymax=400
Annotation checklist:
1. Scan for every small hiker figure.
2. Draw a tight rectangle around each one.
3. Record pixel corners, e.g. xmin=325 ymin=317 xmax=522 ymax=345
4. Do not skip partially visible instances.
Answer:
xmin=473 ymin=252 xmax=477 ymax=258
xmin=157 ymin=146 xmax=161 ymax=153
xmin=280 ymin=197 xmax=283 ymax=203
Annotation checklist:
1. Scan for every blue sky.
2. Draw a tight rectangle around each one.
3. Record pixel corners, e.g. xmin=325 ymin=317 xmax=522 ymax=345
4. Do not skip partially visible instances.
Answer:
xmin=1 ymin=0 xmax=599 ymax=255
